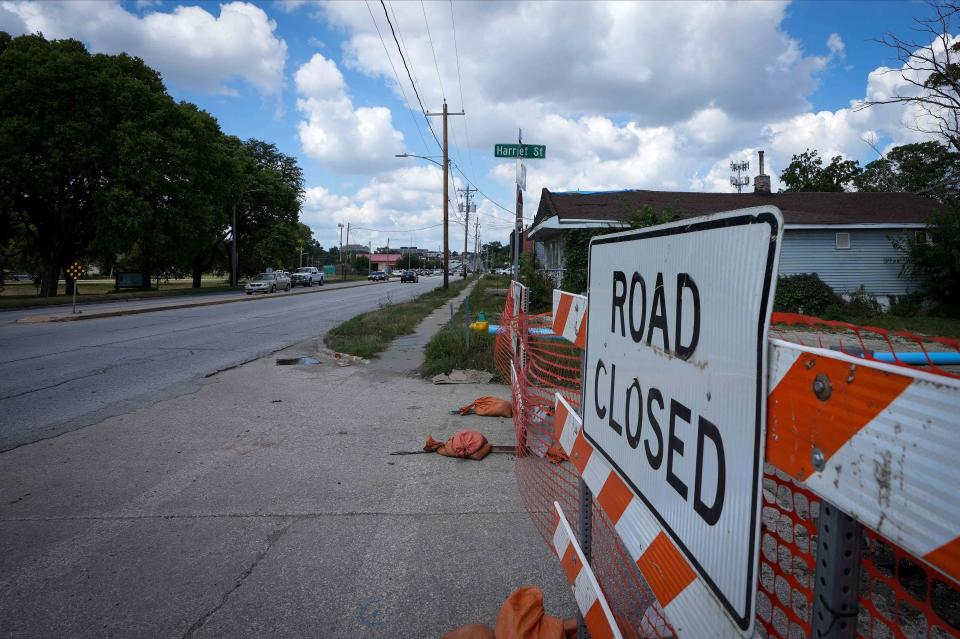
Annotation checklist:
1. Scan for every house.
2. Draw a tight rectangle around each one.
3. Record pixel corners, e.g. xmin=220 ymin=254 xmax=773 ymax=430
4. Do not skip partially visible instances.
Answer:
xmin=528 ymin=163 xmax=940 ymax=306
xmin=364 ymin=253 xmax=403 ymax=272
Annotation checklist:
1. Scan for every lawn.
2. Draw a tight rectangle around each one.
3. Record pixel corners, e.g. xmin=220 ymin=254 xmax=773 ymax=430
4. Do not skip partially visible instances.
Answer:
xmin=421 ymin=275 xmax=511 ymax=379
xmin=323 ymin=276 xmax=475 ymax=359
xmin=0 ymin=277 xmax=241 ymax=309
xmin=775 ymin=311 xmax=960 ymax=340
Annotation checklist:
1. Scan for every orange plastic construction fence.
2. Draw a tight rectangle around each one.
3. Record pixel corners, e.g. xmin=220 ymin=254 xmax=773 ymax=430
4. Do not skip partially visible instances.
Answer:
xmin=495 ymin=285 xmax=960 ymax=639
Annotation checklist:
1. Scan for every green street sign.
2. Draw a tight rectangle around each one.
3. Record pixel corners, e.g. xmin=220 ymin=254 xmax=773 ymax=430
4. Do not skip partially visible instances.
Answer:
xmin=494 ymin=143 xmax=546 ymax=159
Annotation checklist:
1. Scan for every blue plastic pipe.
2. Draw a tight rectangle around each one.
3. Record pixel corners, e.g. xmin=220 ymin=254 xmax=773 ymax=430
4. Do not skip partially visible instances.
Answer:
xmin=485 ymin=327 xmax=960 ymax=365
xmin=487 ymin=325 xmax=562 ymax=338
xmin=870 ymin=351 xmax=960 ymax=366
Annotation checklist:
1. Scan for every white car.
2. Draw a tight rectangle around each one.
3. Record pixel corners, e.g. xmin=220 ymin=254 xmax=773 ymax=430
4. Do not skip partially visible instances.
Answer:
xmin=291 ymin=267 xmax=324 ymax=287
xmin=245 ymin=272 xmax=290 ymax=294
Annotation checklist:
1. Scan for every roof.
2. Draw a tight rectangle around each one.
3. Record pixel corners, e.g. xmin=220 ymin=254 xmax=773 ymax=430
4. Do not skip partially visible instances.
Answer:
xmin=531 ymin=188 xmax=941 ymax=232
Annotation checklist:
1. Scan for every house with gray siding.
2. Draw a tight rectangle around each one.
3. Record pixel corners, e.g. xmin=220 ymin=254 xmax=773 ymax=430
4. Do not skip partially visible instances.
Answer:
xmin=527 ymin=182 xmax=939 ymax=306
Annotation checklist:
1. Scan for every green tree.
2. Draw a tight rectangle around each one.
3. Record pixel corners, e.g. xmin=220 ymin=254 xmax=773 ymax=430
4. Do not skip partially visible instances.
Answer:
xmin=482 ymin=240 xmax=510 ymax=268
xmin=857 ymin=2 xmax=960 ymax=153
xmin=91 ymin=101 xmax=234 ymax=287
xmin=0 ymin=33 xmax=170 ymax=295
xmin=780 ymin=149 xmax=862 ymax=192
xmin=559 ymin=205 xmax=677 ymax=294
xmin=894 ymin=206 xmax=960 ymax=309
xmin=234 ymin=140 xmax=305 ymax=276
xmin=856 ymin=141 xmax=960 ymax=200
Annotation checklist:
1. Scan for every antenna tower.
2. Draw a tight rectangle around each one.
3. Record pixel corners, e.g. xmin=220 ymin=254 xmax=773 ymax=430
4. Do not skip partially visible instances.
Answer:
xmin=730 ymin=160 xmax=750 ymax=193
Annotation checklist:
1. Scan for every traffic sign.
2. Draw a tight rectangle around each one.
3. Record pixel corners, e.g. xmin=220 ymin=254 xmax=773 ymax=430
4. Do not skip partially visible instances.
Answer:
xmin=494 ymin=143 xmax=545 ymax=159
xmin=581 ymin=207 xmax=783 ymax=634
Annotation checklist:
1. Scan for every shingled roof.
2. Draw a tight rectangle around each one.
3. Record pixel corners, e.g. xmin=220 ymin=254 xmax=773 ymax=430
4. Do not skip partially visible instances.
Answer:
xmin=531 ymin=188 xmax=940 ymax=230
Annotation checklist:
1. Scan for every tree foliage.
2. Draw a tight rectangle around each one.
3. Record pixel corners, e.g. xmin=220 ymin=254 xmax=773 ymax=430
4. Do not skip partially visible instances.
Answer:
xmin=780 ymin=149 xmax=862 ymax=192
xmin=856 ymin=141 xmax=960 ymax=200
xmin=0 ymin=32 xmax=308 ymax=295
xmin=560 ymin=205 xmax=678 ymax=294
xmin=894 ymin=206 xmax=960 ymax=308
xmin=857 ymin=2 xmax=960 ymax=153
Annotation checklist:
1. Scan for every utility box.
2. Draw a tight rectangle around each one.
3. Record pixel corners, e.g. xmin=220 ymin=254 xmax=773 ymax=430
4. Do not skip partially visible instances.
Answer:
xmin=115 ymin=272 xmax=150 ymax=289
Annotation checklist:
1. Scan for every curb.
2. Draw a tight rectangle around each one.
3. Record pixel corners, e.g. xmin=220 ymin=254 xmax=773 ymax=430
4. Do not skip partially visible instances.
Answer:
xmin=15 ymin=279 xmax=390 ymax=324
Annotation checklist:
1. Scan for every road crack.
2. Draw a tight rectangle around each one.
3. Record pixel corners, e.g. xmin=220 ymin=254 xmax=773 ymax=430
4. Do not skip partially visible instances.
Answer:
xmin=180 ymin=520 xmax=294 ymax=639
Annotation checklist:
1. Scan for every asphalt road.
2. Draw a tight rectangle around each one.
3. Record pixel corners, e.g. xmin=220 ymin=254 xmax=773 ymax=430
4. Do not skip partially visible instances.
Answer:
xmin=0 ymin=277 xmax=441 ymax=451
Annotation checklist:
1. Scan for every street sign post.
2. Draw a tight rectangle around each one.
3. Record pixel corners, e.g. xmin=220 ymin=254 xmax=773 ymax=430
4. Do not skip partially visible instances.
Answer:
xmin=581 ymin=207 xmax=783 ymax=635
xmin=494 ymin=143 xmax=546 ymax=159
xmin=66 ymin=262 xmax=85 ymax=315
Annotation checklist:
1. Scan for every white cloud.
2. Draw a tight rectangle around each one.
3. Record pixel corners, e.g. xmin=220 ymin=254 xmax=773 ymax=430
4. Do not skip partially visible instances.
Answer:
xmin=827 ymin=32 xmax=846 ymax=59
xmin=276 ymin=0 xmax=308 ymax=13
xmin=310 ymin=0 xmax=898 ymax=222
xmin=301 ymin=165 xmax=460 ymax=250
xmin=294 ymin=52 xmax=405 ymax=174
xmin=326 ymin=0 xmax=828 ymax=126
xmin=0 ymin=1 xmax=287 ymax=94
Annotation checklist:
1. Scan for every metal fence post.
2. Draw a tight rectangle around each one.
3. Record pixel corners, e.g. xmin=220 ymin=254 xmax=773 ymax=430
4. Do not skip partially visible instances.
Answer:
xmin=811 ymin=500 xmax=862 ymax=638
xmin=465 ymin=295 xmax=470 ymax=348
xmin=576 ymin=313 xmax=592 ymax=639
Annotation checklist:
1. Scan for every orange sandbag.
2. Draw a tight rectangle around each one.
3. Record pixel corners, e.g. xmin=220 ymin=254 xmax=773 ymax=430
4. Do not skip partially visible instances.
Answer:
xmin=459 ymin=396 xmax=513 ymax=417
xmin=443 ymin=587 xmax=575 ymax=639
xmin=494 ymin=587 xmax=576 ymax=639
xmin=424 ymin=430 xmax=493 ymax=460
xmin=441 ymin=624 xmax=495 ymax=639
xmin=545 ymin=443 xmax=568 ymax=464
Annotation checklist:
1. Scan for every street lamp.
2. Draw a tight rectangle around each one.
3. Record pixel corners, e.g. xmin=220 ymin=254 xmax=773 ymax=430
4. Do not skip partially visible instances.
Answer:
xmin=396 ymin=153 xmax=450 ymax=289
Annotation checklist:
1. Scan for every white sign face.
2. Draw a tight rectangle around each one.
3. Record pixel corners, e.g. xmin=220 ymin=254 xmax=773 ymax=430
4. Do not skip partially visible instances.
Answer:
xmin=583 ymin=207 xmax=782 ymax=634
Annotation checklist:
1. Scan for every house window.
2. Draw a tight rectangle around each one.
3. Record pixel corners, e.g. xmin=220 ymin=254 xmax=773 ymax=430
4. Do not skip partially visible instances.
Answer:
xmin=835 ymin=232 xmax=851 ymax=250
xmin=915 ymin=231 xmax=933 ymax=245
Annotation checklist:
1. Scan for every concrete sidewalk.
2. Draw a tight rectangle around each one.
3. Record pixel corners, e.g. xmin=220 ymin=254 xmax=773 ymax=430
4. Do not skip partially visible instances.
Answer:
xmin=0 ymin=299 xmax=575 ymax=637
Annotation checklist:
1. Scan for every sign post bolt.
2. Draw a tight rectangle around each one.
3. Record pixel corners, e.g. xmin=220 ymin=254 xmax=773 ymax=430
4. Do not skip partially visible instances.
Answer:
xmin=813 ymin=374 xmax=832 ymax=401
xmin=812 ymin=447 xmax=826 ymax=472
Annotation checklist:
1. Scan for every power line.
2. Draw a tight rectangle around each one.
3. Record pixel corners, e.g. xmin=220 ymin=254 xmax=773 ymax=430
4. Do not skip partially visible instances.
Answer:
xmin=379 ymin=0 xmax=442 ymax=151
xmin=448 ymin=0 xmax=478 ymax=181
xmin=364 ymin=1 xmax=429 ymax=155
xmin=452 ymin=164 xmax=531 ymax=221
xmin=420 ymin=0 xmax=444 ymax=100
xmin=352 ymin=223 xmax=444 ymax=234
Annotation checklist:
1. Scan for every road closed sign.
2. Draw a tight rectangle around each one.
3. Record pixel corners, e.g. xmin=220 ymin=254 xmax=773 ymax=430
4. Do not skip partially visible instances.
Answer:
xmin=583 ymin=207 xmax=782 ymax=634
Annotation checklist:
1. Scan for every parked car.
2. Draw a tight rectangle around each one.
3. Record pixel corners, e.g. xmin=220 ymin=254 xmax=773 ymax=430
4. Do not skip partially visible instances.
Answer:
xmin=275 ymin=271 xmax=291 ymax=289
xmin=368 ymin=271 xmax=387 ymax=282
xmin=244 ymin=272 xmax=289 ymax=294
xmin=291 ymin=266 xmax=324 ymax=287
xmin=400 ymin=270 xmax=419 ymax=283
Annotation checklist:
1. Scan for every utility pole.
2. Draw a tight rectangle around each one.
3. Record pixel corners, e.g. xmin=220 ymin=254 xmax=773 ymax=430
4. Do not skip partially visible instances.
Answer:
xmin=513 ymin=128 xmax=524 ymax=279
xmin=344 ymin=222 xmax=351 ymax=280
xmin=427 ymin=100 xmax=464 ymax=289
xmin=231 ymin=203 xmax=238 ymax=287
xmin=474 ymin=216 xmax=481 ymax=272
xmin=337 ymin=223 xmax=346 ymax=277
xmin=458 ymin=186 xmax=476 ymax=276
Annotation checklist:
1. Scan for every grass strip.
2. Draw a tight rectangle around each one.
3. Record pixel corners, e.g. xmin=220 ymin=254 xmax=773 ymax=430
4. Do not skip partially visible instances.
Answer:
xmin=421 ymin=275 xmax=511 ymax=379
xmin=0 ymin=275 xmax=375 ymax=310
xmin=815 ymin=314 xmax=960 ymax=339
xmin=0 ymin=282 xmax=241 ymax=309
xmin=324 ymin=276 xmax=474 ymax=359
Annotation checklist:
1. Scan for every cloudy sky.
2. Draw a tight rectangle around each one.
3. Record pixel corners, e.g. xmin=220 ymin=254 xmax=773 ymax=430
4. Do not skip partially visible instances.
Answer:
xmin=0 ymin=0 xmax=938 ymax=253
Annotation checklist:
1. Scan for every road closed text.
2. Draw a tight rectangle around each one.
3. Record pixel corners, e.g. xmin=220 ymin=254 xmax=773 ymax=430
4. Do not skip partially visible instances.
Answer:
xmin=592 ymin=270 xmax=726 ymax=526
